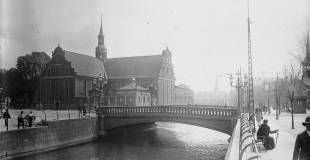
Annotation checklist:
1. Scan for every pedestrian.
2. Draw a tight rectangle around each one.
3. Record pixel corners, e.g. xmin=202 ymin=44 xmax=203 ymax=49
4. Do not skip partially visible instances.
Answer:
xmin=293 ymin=116 xmax=310 ymax=160
xmin=82 ymin=100 xmax=87 ymax=117
xmin=28 ymin=111 xmax=34 ymax=127
xmin=17 ymin=111 xmax=24 ymax=129
xmin=256 ymin=108 xmax=263 ymax=125
xmin=249 ymin=113 xmax=256 ymax=133
xmin=257 ymin=119 xmax=279 ymax=150
xmin=2 ymin=108 xmax=11 ymax=131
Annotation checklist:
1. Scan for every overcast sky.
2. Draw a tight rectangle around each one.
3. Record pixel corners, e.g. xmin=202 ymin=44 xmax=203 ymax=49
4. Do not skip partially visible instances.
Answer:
xmin=1 ymin=0 xmax=309 ymax=92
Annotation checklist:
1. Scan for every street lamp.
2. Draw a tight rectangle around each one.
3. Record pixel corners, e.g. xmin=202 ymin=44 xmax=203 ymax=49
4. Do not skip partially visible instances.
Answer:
xmin=98 ymin=74 xmax=104 ymax=108
xmin=228 ymin=69 xmax=248 ymax=116
xmin=264 ymin=81 xmax=271 ymax=114
xmin=148 ymin=83 xmax=154 ymax=106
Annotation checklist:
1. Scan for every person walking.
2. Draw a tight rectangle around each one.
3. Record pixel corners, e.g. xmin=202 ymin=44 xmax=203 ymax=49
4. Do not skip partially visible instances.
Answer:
xmin=3 ymin=108 xmax=11 ymax=131
xmin=256 ymin=108 xmax=263 ymax=125
xmin=293 ymin=116 xmax=310 ymax=160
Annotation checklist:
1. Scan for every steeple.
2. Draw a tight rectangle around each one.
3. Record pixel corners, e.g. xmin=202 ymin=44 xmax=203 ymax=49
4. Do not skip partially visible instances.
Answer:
xmin=98 ymin=15 xmax=104 ymax=46
xmin=100 ymin=15 xmax=103 ymax=34
xmin=96 ymin=15 xmax=107 ymax=62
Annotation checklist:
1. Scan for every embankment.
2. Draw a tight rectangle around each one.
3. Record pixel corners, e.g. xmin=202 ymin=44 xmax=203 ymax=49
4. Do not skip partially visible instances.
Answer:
xmin=0 ymin=118 xmax=97 ymax=159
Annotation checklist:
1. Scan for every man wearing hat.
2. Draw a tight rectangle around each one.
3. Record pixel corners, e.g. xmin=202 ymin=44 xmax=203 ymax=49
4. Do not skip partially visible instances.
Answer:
xmin=293 ymin=116 xmax=310 ymax=160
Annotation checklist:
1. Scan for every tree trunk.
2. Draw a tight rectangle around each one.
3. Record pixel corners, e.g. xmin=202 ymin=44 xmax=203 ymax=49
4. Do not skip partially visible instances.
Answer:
xmin=291 ymin=99 xmax=295 ymax=129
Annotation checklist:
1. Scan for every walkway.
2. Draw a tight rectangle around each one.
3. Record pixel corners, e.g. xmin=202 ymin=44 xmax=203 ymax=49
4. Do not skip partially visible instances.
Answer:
xmin=0 ymin=109 xmax=95 ymax=132
xmin=257 ymin=113 xmax=308 ymax=160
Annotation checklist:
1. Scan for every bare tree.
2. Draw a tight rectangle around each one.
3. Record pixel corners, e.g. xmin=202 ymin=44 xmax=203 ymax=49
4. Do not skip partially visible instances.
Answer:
xmin=286 ymin=64 xmax=302 ymax=129
xmin=285 ymin=31 xmax=309 ymax=129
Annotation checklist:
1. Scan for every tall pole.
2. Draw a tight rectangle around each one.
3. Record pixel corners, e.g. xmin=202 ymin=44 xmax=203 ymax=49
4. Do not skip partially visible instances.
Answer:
xmin=247 ymin=0 xmax=255 ymax=114
xmin=275 ymin=73 xmax=279 ymax=120
xmin=237 ymin=70 xmax=241 ymax=116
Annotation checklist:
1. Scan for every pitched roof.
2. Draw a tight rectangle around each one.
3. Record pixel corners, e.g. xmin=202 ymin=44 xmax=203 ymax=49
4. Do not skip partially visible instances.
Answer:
xmin=64 ymin=51 xmax=106 ymax=78
xmin=118 ymin=82 xmax=148 ymax=91
xmin=176 ymin=84 xmax=191 ymax=89
xmin=105 ymin=55 xmax=162 ymax=79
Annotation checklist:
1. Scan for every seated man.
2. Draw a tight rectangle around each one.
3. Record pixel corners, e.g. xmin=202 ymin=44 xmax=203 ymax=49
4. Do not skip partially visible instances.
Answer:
xmin=257 ymin=119 xmax=279 ymax=150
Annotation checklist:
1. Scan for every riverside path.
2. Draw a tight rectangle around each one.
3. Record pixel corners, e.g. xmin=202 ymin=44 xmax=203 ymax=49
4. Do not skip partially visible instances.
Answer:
xmin=257 ymin=113 xmax=309 ymax=160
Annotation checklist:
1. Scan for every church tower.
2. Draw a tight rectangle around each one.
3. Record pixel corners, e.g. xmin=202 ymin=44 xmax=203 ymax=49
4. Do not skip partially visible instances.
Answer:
xmin=302 ymin=31 xmax=310 ymax=79
xmin=95 ymin=16 xmax=107 ymax=62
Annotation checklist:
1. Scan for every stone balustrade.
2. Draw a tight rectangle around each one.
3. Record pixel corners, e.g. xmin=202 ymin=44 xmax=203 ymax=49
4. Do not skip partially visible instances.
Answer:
xmin=97 ymin=106 xmax=239 ymax=118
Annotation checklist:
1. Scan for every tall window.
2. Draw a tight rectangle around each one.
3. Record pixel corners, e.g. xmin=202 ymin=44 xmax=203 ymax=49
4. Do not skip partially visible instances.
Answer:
xmin=83 ymin=80 xmax=87 ymax=97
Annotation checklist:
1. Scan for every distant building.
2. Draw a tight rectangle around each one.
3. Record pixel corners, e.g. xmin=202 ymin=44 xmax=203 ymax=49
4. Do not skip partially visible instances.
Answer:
xmin=0 ymin=68 xmax=7 ymax=104
xmin=110 ymin=80 xmax=151 ymax=106
xmin=105 ymin=49 xmax=175 ymax=106
xmin=174 ymin=84 xmax=193 ymax=105
xmin=299 ymin=31 xmax=310 ymax=113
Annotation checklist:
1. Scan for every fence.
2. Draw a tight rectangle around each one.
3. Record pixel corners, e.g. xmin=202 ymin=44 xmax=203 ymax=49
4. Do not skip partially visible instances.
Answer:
xmin=239 ymin=113 xmax=261 ymax=160
xmin=97 ymin=106 xmax=239 ymax=118
xmin=0 ymin=108 xmax=96 ymax=132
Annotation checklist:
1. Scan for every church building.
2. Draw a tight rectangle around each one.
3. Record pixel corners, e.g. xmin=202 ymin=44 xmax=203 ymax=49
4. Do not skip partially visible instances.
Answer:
xmin=40 ymin=18 xmax=176 ymax=108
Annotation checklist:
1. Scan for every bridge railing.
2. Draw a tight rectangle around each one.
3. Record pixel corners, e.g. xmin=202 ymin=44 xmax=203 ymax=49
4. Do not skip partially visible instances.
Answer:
xmin=97 ymin=106 xmax=239 ymax=118
xmin=239 ymin=113 xmax=261 ymax=160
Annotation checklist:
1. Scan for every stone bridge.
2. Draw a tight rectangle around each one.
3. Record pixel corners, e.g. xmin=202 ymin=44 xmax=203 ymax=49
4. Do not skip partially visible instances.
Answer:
xmin=97 ymin=105 xmax=239 ymax=135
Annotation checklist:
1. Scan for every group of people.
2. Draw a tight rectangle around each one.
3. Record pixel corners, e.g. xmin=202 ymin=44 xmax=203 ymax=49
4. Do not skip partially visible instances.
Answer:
xmin=253 ymin=113 xmax=310 ymax=160
xmin=2 ymin=108 xmax=36 ymax=130
xmin=17 ymin=111 xmax=35 ymax=129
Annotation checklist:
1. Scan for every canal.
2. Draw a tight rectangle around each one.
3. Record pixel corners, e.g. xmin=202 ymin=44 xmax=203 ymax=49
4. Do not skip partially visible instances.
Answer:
xmin=13 ymin=122 xmax=229 ymax=160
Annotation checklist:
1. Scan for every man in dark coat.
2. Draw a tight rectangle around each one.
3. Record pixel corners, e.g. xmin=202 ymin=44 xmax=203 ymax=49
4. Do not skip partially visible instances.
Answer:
xmin=3 ymin=109 xmax=11 ymax=131
xmin=257 ymin=119 xmax=278 ymax=150
xmin=293 ymin=116 xmax=310 ymax=160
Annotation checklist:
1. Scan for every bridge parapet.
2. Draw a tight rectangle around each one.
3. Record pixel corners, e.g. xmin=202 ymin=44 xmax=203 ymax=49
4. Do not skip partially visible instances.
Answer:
xmin=97 ymin=106 xmax=239 ymax=119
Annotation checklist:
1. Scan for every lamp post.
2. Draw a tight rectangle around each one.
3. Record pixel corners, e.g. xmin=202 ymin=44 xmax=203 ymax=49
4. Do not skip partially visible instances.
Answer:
xmin=148 ymin=83 xmax=154 ymax=107
xmin=98 ymin=74 xmax=104 ymax=108
xmin=229 ymin=69 xmax=248 ymax=116
xmin=102 ymin=75 xmax=108 ymax=106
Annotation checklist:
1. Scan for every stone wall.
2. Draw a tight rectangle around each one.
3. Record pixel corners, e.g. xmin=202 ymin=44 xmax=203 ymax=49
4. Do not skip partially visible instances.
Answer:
xmin=224 ymin=119 xmax=240 ymax=160
xmin=0 ymin=118 xmax=97 ymax=159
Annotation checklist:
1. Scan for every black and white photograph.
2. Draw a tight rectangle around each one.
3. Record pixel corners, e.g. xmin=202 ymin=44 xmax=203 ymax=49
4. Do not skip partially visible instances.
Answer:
xmin=0 ymin=0 xmax=309 ymax=160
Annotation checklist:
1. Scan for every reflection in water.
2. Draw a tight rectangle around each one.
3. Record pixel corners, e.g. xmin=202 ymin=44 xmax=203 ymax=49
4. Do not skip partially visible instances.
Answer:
xmin=14 ymin=123 xmax=229 ymax=160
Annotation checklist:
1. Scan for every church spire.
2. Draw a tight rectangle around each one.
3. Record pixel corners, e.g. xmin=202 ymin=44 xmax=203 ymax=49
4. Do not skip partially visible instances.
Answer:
xmin=98 ymin=14 xmax=104 ymax=46
xmin=99 ymin=14 xmax=103 ymax=36
xmin=95 ymin=14 xmax=107 ymax=62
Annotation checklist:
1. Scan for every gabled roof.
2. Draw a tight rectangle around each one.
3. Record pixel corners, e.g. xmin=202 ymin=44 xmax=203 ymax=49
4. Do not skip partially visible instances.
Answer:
xmin=118 ymin=82 xmax=148 ymax=91
xmin=105 ymin=55 xmax=162 ymax=79
xmin=64 ymin=51 xmax=106 ymax=78
xmin=176 ymin=84 xmax=191 ymax=89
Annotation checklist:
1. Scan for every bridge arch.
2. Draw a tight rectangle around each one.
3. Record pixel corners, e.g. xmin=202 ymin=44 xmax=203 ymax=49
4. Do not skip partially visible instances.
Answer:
xmin=97 ymin=106 xmax=238 ymax=135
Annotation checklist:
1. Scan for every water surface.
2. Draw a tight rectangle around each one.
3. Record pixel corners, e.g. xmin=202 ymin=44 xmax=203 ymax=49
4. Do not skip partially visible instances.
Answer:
xmin=14 ymin=122 xmax=229 ymax=160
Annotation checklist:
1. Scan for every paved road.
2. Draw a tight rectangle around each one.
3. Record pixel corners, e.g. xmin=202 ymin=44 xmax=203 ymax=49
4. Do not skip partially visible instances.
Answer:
xmin=0 ymin=109 xmax=95 ymax=132
xmin=258 ymin=113 xmax=308 ymax=160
